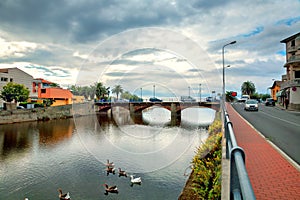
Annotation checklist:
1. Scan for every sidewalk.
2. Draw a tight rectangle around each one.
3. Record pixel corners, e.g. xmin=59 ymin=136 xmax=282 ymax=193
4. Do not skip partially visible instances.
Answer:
xmin=226 ymin=103 xmax=300 ymax=200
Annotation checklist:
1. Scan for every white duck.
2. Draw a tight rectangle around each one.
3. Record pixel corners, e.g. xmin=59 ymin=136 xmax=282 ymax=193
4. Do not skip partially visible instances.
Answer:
xmin=130 ymin=175 xmax=142 ymax=186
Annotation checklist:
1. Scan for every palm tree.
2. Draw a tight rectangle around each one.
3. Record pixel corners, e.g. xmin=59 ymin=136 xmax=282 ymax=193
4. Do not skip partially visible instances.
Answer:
xmin=241 ymin=81 xmax=256 ymax=96
xmin=95 ymin=82 xmax=108 ymax=100
xmin=112 ymin=85 xmax=123 ymax=100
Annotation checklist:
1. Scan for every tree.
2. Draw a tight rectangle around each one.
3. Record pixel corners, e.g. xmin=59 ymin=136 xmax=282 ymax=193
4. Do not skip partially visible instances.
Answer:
xmin=112 ymin=85 xmax=123 ymax=100
xmin=95 ymin=82 xmax=108 ymax=100
xmin=241 ymin=81 xmax=256 ymax=96
xmin=0 ymin=82 xmax=30 ymax=102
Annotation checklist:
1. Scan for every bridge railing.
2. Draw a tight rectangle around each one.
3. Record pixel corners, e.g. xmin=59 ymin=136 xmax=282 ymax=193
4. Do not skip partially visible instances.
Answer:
xmin=223 ymin=108 xmax=256 ymax=200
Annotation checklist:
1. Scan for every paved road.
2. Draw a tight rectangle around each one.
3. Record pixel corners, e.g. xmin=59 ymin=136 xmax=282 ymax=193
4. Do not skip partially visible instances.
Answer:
xmin=231 ymin=102 xmax=300 ymax=165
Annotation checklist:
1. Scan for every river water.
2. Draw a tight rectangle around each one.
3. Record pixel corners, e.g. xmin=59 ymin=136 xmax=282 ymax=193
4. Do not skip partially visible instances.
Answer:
xmin=0 ymin=106 xmax=215 ymax=200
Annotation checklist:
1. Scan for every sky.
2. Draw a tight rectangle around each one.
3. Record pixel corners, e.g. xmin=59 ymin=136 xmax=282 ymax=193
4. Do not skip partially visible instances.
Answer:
xmin=0 ymin=0 xmax=300 ymax=99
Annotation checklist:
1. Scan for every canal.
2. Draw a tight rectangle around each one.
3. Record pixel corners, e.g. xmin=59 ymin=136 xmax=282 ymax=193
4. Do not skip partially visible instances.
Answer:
xmin=0 ymin=107 xmax=215 ymax=199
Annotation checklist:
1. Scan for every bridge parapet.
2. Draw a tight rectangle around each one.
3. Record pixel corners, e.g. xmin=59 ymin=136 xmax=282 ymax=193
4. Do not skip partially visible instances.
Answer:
xmin=95 ymin=101 xmax=220 ymax=114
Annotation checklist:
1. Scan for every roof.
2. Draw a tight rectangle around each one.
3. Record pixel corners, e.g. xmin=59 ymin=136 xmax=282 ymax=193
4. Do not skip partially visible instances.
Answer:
xmin=33 ymin=78 xmax=53 ymax=84
xmin=270 ymin=80 xmax=283 ymax=89
xmin=280 ymin=32 xmax=300 ymax=43
xmin=0 ymin=67 xmax=33 ymax=77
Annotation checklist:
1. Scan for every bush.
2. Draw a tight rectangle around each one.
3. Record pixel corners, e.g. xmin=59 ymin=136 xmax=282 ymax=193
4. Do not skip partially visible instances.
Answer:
xmin=191 ymin=115 xmax=222 ymax=200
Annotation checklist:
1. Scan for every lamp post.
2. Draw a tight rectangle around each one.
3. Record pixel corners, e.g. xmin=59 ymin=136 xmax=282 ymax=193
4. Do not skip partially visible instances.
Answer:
xmin=222 ymin=41 xmax=236 ymax=106
xmin=140 ymin=88 xmax=142 ymax=100
xmin=188 ymin=86 xmax=191 ymax=97
xmin=153 ymin=85 xmax=155 ymax=98
xmin=199 ymin=84 xmax=201 ymax=103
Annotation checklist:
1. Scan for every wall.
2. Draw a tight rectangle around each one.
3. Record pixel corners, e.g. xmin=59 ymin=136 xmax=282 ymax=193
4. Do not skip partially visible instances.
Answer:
xmin=0 ymin=102 xmax=95 ymax=124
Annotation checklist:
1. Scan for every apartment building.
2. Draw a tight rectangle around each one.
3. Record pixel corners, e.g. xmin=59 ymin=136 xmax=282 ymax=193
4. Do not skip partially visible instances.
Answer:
xmin=280 ymin=32 xmax=300 ymax=110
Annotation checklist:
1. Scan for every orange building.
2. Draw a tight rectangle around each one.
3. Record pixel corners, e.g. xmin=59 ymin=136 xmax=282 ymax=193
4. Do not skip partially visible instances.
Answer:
xmin=32 ymin=78 xmax=73 ymax=106
xmin=270 ymin=80 xmax=282 ymax=101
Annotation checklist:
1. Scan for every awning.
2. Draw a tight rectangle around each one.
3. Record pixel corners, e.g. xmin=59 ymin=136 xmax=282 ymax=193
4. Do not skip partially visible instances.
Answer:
xmin=276 ymin=89 xmax=288 ymax=97
xmin=276 ymin=90 xmax=284 ymax=97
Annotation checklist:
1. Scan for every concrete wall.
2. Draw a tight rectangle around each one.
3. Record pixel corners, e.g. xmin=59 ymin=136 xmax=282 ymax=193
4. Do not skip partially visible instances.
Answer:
xmin=0 ymin=102 xmax=95 ymax=124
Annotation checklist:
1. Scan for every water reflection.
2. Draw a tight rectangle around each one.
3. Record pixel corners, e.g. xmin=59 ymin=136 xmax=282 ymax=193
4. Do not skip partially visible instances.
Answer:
xmin=0 ymin=107 xmax=215 ymax=199
xmin=38 ymin=120 xmax=75 ymax=145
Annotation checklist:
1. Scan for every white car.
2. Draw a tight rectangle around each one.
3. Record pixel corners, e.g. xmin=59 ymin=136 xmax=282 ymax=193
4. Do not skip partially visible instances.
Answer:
xmin=244 ymin=99 xmax=258 ymax=111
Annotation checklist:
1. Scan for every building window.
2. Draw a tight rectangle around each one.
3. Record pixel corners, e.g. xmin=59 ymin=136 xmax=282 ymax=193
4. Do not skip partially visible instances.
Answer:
xmin=295 ymin=71 xmax=300 ymax=79
xmin=291 ymin=40 xmax=295 ymax=47
xmin=1 ymin=77 xmax=8 ymax=82
xmin=10 ymin=78 xmax=13 ymax=82
xmin=41 ymin=89 xmax=46 ymax=93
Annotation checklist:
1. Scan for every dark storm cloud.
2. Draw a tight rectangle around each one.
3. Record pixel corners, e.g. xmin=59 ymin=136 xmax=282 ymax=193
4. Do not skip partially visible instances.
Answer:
xmin=0 ymin=0 xmax=187 ymax=43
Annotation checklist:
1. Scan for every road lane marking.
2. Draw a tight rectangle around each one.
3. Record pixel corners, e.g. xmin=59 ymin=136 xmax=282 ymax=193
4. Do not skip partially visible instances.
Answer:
xmin=259 ymin=109 xmax=300 ymax=127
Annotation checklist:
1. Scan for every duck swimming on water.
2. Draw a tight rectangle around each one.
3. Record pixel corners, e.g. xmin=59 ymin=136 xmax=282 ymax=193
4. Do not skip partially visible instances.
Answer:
xmin=118 ymin=168 xmax=127 ymax=177
xmin=103 ymin=183 xmax=118 ymax=195
xmin=130 ymin=175 xmax=142 ymax=186
xmin=58 ymin=188 xmax=71 ymax=200
xmin=106 ymin=166 xmax=115 ymax=175
xmin=105 ymin=159 xmax=115 ymax=168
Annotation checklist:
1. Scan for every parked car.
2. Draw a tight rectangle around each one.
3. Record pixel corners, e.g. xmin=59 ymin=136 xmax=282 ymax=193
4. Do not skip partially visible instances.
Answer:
xmin=244 ymin=99 xmax=258 ymax=111
xmin=206 ymin=97 xmax=213 ymax=102
xmin=149 ymin=97 xmax=162 ymax=102
xmin=265 ymin=98 xmax=275 ymax=106
xmin=16 ymin=106 xmax=25 ymax=109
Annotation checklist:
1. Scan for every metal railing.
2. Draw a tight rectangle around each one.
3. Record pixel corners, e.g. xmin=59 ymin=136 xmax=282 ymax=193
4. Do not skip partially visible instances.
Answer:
xmin=224 ymin=109 xmax=256 ymax=200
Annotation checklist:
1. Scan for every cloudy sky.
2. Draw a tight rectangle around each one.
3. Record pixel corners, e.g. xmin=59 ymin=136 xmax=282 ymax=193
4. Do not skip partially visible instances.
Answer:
xmin=0 ymin=0 xmax=300 ymax=99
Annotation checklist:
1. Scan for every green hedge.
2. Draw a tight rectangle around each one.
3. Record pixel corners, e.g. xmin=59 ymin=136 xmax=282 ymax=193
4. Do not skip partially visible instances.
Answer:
xmin=192 ymin=115 xmax=222 ymax=200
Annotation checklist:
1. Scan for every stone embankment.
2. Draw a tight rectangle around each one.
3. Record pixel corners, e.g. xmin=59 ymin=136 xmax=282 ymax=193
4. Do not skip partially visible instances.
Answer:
xmin=0 ymin=102 xmax=95 ymax=124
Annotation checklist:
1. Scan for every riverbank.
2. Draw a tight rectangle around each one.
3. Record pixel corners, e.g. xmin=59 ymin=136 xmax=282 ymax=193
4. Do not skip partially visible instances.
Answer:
xmin=0 ymin=102 xmax=95 ymax=124
xmin=178 ymin=113 xmax=222 ymax=200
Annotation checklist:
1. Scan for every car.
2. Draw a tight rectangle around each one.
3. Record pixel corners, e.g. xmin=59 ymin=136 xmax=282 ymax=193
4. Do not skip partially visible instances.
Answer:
xmin=16 ymin=105 xmax=25 ymax=109
xmin=149 ymin=97 xmax=162 ymax=102
xmin=181 ymin=96 xmax=196 ymax=102
xmin=265 ymin=98 xmax=275 ymax=106
xmin=206 ymin=97 xmax=213 ymax=102
xmin=244 ymin=99 xmax=258 ymax=111
xmin=240 ymin=95 xmax=250 ymax=102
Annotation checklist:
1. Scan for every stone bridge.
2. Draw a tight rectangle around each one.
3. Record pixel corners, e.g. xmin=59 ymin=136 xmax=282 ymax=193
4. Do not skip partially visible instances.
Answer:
xmin=94 ymin=101 xmax=220 ymax=122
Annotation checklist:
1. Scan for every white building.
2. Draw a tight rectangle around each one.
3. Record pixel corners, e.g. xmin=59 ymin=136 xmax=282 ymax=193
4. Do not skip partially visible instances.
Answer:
xmin=0 ymin=67 xmax=34 ymax=106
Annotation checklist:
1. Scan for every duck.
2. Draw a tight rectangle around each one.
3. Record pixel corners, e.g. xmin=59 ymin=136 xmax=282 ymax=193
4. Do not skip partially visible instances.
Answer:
xmin=106 ymin=166 xmax=115 ymax=176
xmin=58 ymin=188 xmax=71 ymax=200
xmin=118 ymin=168 xmax=127 ymax=177
xmin=130 ymin=175 xmax=142 ymax=186
xmin=103 ymin=183 xmax=118 ymax=195
xmin=105 ymin=159 xmax=115 ymax=168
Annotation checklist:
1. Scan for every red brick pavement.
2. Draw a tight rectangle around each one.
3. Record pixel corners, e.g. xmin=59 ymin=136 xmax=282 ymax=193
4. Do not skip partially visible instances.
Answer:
xmin=226 ymin=103 xmax=300 ymax=200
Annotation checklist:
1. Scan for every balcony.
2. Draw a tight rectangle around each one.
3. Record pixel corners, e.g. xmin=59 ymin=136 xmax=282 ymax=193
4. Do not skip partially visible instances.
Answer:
xmin=281 ymin=78 xmax=300 ymax=89
xmin=287 ymin=45 xmax=298 ymax=53
xmin=287 ymin=54 xmax=300 ymax=63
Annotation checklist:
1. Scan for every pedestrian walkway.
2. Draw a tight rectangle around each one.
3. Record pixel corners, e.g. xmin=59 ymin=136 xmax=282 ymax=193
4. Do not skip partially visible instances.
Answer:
xmin=226 ymin=103 xmax=300 ymax=200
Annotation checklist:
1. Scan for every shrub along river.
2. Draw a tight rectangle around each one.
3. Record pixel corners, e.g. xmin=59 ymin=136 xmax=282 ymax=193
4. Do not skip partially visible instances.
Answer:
xmin=0 ymin=106 xmax=215 ymax=199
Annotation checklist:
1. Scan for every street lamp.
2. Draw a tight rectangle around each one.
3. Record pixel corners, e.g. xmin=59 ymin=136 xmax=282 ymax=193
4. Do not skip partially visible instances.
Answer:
xmin=222 ymin=41 xmax=236 ymax=106
xmin=140 ymin=88 xmax=142 ymax=100
xmin=188 ymin=86 xmax=191 ymax=97
xmin=199 ymin=84 xmax=201 ymax=103
xmin=153 ymin=85 xmax=155 ymax=98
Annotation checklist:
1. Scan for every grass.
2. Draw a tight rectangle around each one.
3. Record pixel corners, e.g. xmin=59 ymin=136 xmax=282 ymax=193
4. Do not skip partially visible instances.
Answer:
xmin=179 ymin=112 xmax=222 ymax=200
